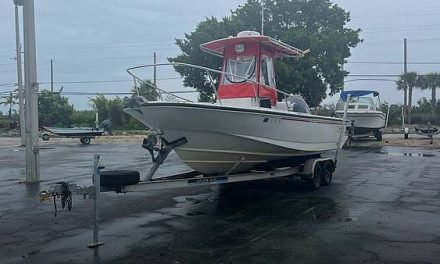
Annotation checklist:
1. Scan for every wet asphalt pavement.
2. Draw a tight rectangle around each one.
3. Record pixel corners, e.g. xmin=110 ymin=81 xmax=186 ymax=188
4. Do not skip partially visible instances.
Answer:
xmin=0 ymin=137 xmax=440 ymax=264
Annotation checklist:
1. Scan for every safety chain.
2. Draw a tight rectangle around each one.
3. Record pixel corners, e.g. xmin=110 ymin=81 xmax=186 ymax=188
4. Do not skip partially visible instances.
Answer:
xmin=40 ymin=182 xmax=73 ymax=217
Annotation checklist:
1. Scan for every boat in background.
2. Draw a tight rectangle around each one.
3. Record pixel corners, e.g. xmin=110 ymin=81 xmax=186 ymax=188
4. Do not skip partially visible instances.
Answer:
xmin=41 ymin=119 xmax=112 ymax=144
xmin=124 ymin=31 xmax=345 ymax=175
xmin=335 ymin=90 xmax=386 ymax=141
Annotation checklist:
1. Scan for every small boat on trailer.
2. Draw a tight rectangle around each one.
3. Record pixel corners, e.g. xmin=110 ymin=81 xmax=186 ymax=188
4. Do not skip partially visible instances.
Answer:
xmin=42 ymin=127 xmax=105 ymax=144
xmin=335 ymin=90 xmax=386 ymax=141
xmin=124 ymin=31 xmax=345 ymax=176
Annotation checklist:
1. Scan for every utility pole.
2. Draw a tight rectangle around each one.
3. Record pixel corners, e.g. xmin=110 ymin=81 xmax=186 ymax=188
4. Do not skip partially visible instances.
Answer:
xmin=403 ymin=38 xmax=408 ymax=124
xmin=14 ymin=0 xmax=25 ymax=146
xmin=23 ymin=0 xmax=40 ymax=182
xmin=153 ymin=52 xmax=157 ymax=86
xmin=50 ymin=59 xmax=53 ymax=93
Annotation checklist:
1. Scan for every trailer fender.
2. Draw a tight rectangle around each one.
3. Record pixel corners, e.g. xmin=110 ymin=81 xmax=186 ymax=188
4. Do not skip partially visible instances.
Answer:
xmin=301 ymin=158 xmax=334 ymax=180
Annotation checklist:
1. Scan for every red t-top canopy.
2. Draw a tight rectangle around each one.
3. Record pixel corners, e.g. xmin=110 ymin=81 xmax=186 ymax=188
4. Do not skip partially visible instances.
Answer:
xmin=200 ymin=33 xmax=307 ymax=59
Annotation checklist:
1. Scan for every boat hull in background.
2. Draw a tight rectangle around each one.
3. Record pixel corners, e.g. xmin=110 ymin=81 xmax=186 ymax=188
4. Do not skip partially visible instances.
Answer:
xmin=335 ymin=111 xmax=386 ymax=135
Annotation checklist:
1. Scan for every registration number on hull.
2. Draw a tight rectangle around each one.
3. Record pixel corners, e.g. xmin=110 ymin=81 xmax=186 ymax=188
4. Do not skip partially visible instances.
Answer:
xmin=187 ymin=176 xmax=228 ymax=185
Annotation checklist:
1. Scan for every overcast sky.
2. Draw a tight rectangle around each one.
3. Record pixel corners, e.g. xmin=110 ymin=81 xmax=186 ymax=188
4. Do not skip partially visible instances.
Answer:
xmin=1 ymin=0 xmax=440 ymax=111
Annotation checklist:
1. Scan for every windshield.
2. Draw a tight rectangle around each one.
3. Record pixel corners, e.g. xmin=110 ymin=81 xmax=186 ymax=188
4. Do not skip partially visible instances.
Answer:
xmin=351 ymin=97 xmax=374 ymax=105
xmin=223 ymin=56 xmax=256 ymax=84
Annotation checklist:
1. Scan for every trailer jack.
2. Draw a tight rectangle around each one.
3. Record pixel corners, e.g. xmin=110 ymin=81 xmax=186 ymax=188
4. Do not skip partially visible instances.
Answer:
xmin=142 ymin=135 xmax=187 ymax=181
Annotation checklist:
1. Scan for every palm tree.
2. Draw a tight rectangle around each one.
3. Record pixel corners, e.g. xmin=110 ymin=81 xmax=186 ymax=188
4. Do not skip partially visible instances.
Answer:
xmin=89 ymin=94 xmax=109 ymax=122
xmin=417 ymin=73 xmax=440 ymax=113
xmin=396 ymin=77 xmax=407 ymax=123
xmin=0 ymin=92 xmax=18 ymax=124
xmin=397 ymin=72 xmax=418 ymax=124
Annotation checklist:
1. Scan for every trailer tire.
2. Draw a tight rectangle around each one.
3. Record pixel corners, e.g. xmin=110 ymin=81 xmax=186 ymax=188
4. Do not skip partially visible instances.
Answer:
xmin=81 ymin=137 xmax=91 ymax=144
xmin=100 ymin=170 xmax=140 ymax=187
xmin=42 ymin=133 xmax=50 ymax=141
xmin=321 ymin=161 xmax=333 ymax=186
xmin=308 ymin=162 xmax=322 ymax=190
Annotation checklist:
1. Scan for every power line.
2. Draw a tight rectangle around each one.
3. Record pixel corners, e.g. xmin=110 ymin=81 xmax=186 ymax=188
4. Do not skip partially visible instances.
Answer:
xmin=362 ymin=23 xmax=440 ymax=31
xmin=363 ymin=38 xmax=440 ymax=46
xmin=1 ymin=76 xmax=182 ymax=88
xmin=61 ymin=92 xmax=133 ymax=96
xmin=0 ymin=90 xmax=197 ymax=96
xmin=37 ymin=77 xmax=181 ymax=85
xmin=362 ymin=27 xmax=440 ymax=34
xmin=59 ymin=90 xmax=197 ymax=96
xmin=345 ymin=78 xmax=397 ymax=83
xmin=352 ymin=12 xmax=440 ymax=19
xmin=347 ymin=74 xmax=400 ymax=77
xmin=347 ymin=61 xmax=440 ymax=65
xmin=38 ymin=79 xmax=133 ymax=85
xmin=347 ymin=74 xmax=440 ymax=77
xmin=0 ymin=82 xmax=16 ymax=87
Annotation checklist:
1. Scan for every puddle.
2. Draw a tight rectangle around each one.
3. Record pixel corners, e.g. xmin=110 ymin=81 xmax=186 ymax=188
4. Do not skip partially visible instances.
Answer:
xmin=377 ymin=151 xmax=435 ymax=158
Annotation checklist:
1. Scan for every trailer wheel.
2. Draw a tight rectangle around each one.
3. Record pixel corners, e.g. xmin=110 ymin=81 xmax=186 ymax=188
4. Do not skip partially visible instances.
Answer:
xmin=321 ymin=161 xmax=333 ymax=186
xmin=308 ymin=162 xmax=323 ymax=190
xmin=81 ymin=137 xmax=91 ymax=144
xmin=42 ymin=133 xmax=50 ymax=141
xmin=100 ymin=170 xmax=140 ymax=187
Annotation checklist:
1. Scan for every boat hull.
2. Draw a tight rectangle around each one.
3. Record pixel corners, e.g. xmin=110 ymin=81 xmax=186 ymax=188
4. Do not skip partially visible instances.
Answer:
xmin=335 ymin=111 xmax=386 ymax=134
xmin=44 ymin=127 xmax=104 ymax=137
xmin=125 ymin=103 xmax=343 ymax=174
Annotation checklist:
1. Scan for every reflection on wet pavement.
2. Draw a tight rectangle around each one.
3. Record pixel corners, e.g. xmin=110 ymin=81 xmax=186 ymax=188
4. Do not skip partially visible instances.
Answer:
xmin=377 ymin=150 xmax=435 ymax=157
xmin=1 ymin=142 xmax=440 ymax=263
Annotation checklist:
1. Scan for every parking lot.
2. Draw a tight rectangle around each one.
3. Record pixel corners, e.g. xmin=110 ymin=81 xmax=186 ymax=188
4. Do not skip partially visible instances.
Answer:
xmin=0 ymin=136 xmax=439 ymax=263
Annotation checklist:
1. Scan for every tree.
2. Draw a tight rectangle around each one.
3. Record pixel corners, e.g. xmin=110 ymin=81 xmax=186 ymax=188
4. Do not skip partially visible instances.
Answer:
xmin=89 ymin=94 xmax=110 ymax=122
xmin=0 ymin=92 xmax=17 ymax=124
xmin=89 ymin=94 xmax=125 ymax=128
xmin=131 ymin=79 xmax=158 ymax=101
xmin=417 ymin=73 xmax=440 ymax=113
xmin=170 ymin=17 xmax=225 ymax=102
xmin=71 ymin=110 xmax=95 ymax=127
xmin=38 ymin=90 xmax=75 ymax=127
xmin=380 ymin=102 xmax=404 ymax=127
xmin=396 ymin=72 xmax=418 ymax=124
xmin=169 ymin=0 xmax=361 ymax=106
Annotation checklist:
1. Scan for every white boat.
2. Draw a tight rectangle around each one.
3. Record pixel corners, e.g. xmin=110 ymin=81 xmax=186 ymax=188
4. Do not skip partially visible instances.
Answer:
xmin=124 ymin=31 xmax=344 ymax=175
xmin=335 ymin=90 xmax=386 ymax=140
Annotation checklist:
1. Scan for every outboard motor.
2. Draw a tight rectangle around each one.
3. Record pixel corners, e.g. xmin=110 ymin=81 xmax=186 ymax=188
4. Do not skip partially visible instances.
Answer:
xmin=122 ymin=96 xmax=148 ymax=109
xmin=285 ymin=95 xmax=311 ymax=114
xmin=99 ymin=119 xmax=113 ymax=135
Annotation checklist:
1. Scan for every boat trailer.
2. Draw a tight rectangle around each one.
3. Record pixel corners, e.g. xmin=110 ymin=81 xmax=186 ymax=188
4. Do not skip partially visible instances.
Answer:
xmin=38 ymin=96 xmax=349 ymax=248
xmin=39 ymin=135 xmax=337 ymax=247
xmin=411 ymin=123 xmax=439 ymax=144
xmin=41 ymin=127 xmax=106 ymax=145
